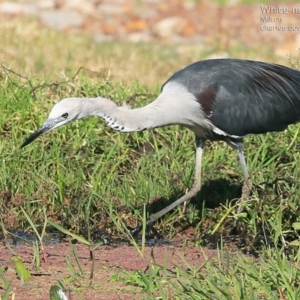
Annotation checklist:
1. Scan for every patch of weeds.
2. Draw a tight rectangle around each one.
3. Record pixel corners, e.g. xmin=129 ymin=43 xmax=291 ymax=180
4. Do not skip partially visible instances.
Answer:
xmin=20 ymin=206 xmax=48 ymax=267
xmin=0 ymin=267 xmax=12 ymax=300
xmin=11 ymin=256 xmax=31 ymax=285
xmin=121 ymin=246 xmax=300 ymax=299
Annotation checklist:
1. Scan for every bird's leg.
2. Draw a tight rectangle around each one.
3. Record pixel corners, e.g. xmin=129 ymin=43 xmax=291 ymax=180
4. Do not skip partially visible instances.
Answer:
xmin=237 ymin=144 xmax=252 ymax=213
xmin=131 ymin=137 xmax=206 ymax=237
xmin=226 ymin=139 xmax=252 ymax=215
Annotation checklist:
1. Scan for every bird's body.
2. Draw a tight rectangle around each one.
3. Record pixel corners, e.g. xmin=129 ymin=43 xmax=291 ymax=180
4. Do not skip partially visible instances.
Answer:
xmin=21 ymin=58 xmax=300 ymax=230
xmin=166 ymin=59 xmax=300 ymax=139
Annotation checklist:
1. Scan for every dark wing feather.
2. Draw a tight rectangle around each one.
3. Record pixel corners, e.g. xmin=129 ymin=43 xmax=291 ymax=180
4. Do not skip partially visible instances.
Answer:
xmin=164 ymin=59 xmax=300 ymax=137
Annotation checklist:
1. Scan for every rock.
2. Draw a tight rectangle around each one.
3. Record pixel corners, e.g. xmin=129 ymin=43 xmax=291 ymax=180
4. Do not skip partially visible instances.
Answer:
xmin=62 ymin=0 xmax=94 ymax=14
xmin=0 ymin=1 xmax=38 ymax=15
xmin=125 ymin=18 xmax=148 ymax=32
xmin=39 ymin=10 xmax=85 ymax=30
xmin=97 ymin=2 xmax=125 ymax=15
xmin=37 ymin=0 xmax=55 ymax=9
xmin=153 ymin=16 xmax=185 ymax=38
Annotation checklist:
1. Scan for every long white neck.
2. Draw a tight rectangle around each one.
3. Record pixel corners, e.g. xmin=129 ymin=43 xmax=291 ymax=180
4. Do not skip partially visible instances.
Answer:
xmin=81 ymin=82 xmax=204 ymax=132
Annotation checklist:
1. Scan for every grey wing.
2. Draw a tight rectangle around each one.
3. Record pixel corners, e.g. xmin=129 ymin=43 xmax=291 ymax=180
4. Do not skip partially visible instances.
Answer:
xmin=210 ymin=62 xmax=300 ymax=136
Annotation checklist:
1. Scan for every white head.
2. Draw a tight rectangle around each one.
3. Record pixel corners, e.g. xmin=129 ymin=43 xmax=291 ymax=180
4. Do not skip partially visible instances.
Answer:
xmin=21 ymin=98 xmax=90 ymax=148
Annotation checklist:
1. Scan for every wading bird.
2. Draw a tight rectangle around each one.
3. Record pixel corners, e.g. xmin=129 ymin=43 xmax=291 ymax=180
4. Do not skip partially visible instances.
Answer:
xmin=21 ymin=58 xmax=300 ymax=234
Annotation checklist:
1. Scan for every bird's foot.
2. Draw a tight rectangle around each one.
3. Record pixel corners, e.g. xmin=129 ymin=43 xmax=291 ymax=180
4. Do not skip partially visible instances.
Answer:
xmin=233 ymin=178 xmax=252 ymax=224
xmin=232 ymin=196 xmax=251 ymax=228
xmin=130 ymin=218 xmax=153 ymax=237
xmin=130 ymin=218 xmax=163 ymax=241
xmin=130 ymin=222 xmax=144 ymax=237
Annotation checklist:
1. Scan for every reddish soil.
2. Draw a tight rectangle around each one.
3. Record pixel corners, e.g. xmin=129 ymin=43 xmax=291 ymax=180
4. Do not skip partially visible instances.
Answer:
xmin=0 ymin=240 xmax=218 ymax=299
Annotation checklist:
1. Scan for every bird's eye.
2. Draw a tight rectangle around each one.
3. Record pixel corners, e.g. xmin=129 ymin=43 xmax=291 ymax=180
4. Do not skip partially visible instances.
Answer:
xmin=62 ymin=113 xmax=68 ymax=119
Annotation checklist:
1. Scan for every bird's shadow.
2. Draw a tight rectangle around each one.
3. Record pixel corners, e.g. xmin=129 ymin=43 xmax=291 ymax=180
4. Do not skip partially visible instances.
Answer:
xmin=143 ymin=178 xmax=242 ymax=216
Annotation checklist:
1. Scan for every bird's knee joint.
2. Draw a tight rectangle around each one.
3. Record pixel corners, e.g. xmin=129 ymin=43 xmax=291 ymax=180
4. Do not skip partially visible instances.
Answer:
xmin=191 ymin=184 xmax=201 ymax=193
xmin=244 ymin=178 xmax=252 ymax=188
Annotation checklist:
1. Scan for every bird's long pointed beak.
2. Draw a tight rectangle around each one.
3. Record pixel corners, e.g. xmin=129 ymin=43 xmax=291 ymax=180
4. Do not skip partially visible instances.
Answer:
xmin=20 ymin=119 xmax=55 ymax=148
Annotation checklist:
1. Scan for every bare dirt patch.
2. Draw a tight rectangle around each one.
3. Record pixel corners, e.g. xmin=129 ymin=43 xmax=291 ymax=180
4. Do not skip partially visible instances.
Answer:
xmin=0 ymin=240 xmax=218 ymax=299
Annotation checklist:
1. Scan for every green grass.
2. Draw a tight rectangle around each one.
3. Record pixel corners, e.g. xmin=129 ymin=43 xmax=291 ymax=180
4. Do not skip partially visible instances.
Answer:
xmin=4 ymin=73 xmax=300 ymax=243
xmin=121 ymin=246 xmax=300 ymax=299
xmin=1 ymin=16 xmax=300 ymax=299
xmin=2 ymin=68 xmax=300 ymax=242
